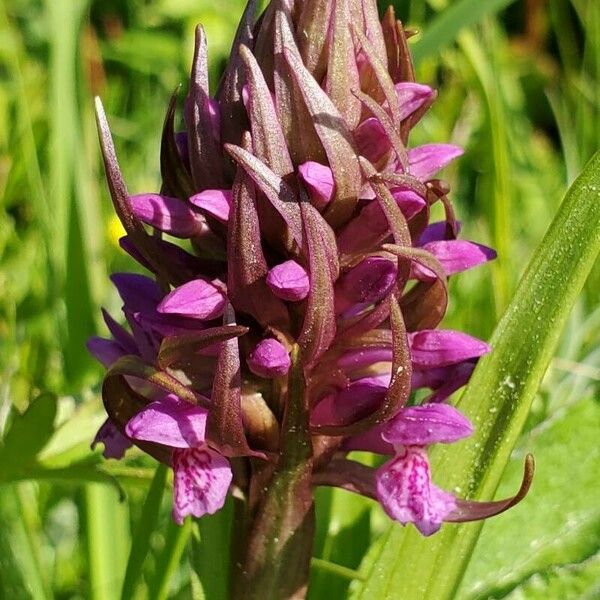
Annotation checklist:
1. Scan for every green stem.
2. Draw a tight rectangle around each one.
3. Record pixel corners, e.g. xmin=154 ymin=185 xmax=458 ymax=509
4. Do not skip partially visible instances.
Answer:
xmin=238 ymin=345 xmax=315 ymax=600
xmin=310 ymin=557 xmax=366 ymax=582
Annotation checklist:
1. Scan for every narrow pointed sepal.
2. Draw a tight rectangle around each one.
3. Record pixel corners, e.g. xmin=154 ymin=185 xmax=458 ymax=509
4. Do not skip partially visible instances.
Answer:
xmin=447 ymin=455 xmax=535 ymax=522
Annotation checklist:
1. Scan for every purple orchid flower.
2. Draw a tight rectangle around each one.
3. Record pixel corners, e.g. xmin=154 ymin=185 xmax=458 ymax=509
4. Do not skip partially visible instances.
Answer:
xmin=375 ymin=404 xmax=472 ymax=536
xmin=126 ymin=395 xmax=232 ymax=523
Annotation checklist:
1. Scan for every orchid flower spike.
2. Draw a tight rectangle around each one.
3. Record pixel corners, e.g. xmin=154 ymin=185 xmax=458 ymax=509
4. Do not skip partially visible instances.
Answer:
xmin=90 ymin=1 xmax=533 ymax=596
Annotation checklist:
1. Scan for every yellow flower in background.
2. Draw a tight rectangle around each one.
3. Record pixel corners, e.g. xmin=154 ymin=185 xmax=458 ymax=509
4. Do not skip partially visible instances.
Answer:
xmin=107 ymin=214 xmax=126 ymax=246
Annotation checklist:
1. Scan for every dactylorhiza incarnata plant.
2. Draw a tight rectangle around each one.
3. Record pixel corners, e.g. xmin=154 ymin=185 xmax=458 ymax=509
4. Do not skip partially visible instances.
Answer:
xmin=88 ymin=1 xmax=534 ymax=598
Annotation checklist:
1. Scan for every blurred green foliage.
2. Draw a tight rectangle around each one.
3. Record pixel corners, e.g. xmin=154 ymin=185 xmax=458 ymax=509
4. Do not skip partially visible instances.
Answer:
xmin=0 ymin=0 xmax=598 ymax=598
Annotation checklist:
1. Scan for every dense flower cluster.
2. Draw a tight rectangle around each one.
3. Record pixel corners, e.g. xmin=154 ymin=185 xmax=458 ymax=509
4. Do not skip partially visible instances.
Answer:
xmin=89 ymin=0 xmax=531 ymax=546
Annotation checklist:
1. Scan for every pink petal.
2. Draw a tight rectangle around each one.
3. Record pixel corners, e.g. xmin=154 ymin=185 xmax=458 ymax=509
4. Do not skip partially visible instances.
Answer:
xmin=86 ymin=337 xmax=126 ymax=368
xmin=354 ymin=118 xmax=391 ymax=165
xmin=247 ymin=338 xmax=291 ymax=378
xmin=407 ymin=144 xmax=463 ymax=181
xmin=425 ymin=363 xmax=476 ymax=403
xmin=382 ymin=403 xmax=473 ymax=446
xmin=411 ymin=362 xmax=476 ymax=400
xmin=391 ymin=188 xmax=427 ymax=220
xmin=158 ymin=279 xmax=227 ymax=321
xmin=337 ymin=347 xmax=393 ymax=372
xmin=101 ymin=308 xmax=138 ymax=354
xmin=111 ymin=273 xmax=163 ymax=314
xmin=409 ymin=330 xmax=490 ymax=369
xmin=413 ymin=240 xmax=497 ymax=280
xmin=266 ymin=260 xmax=310 ymax=301
xmin=298 ymin=161 xmax=335 ymax=210
xmin=338 ymin=194 xmax=424 ymax=256
xmin=395 ymin=83 xmax=435 ymax=121
xmin=172 ymin=446 xmax=232 ymax=524
xmin=335 ymin=257 xmax=398 ymax=315
xmin=92 ymin=419 xmax=132 ymax=460
xmin=418 ymin=220 xmax=463 ymax=245
xmin=311 ymin=377 xmax=388 ymax=427
xmin=129 ymin=193 xmax=204 ymax=238
xmin=126 ymin=396 xmax=208 ymax=449
xmin=189 ymin=189 xmax=232 ymax=224
xmin=376 ymin=446 xmax=456 ymax=536
xmin=342 ymin=424 xmax=394 ymax=455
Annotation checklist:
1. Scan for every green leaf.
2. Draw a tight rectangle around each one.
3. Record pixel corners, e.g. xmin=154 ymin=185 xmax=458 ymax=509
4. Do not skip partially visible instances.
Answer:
xmin=0 ymin=393 xmax=57 ymax=477
xmin=149 ymin=517 xmax=192 ymax=600
xmin=352 ymin=151 xmax=600 ymax=600
xmin=309 ymin=487 xmax=371 ymax=599
xmin=190 ymin=496 xmax=235 ymax=600
xmin=85 ymin=483 xmax=130 ymax=600
xmin=120 ymin=464 xmax=168 ymax=600
xmin=459 ymin=397 xmax=600 ymax=599
xmin=502 ymin=552 xmax=600 ymax=600
xmin=0 ymin=485 xmax=52 ymax=600
xmin=411 ymin=0 xmax=518 ymax=65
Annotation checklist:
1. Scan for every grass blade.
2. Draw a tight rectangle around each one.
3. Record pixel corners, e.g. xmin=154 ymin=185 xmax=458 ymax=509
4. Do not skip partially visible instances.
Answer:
xmin=85 ymin=484 xmax=130 ymax=600
xmin=410 ymin=0 xmax=518 ymax=65
xmin=120 ymin=464 xmax=168 ymax=600
xmin=150 ymin=517 xmax=192 ymax=600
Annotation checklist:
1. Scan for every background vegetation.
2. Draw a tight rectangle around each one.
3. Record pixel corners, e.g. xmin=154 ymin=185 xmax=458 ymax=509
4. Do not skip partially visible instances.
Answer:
xmin=0 ymin=0 xmax=598 ymax=598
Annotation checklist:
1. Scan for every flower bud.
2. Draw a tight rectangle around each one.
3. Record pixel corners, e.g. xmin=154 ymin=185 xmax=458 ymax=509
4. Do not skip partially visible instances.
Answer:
xmin=158 ymin=278 xmax=227 ymax=321
xmin=266 ymin=260 xmax=310 ymax=301
xmin=247 ymin=338 xmax=291 ymax=378
xmin=189 ymin=189 xmax=232 ymax=224
xmin=298 ymin=162 xmax=335 ymax=210
xmin=129 ymin=193 xmax=205 ymax=237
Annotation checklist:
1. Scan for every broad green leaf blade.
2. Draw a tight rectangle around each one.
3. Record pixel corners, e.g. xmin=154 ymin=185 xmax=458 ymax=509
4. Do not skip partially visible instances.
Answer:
xmin=503 ymin=552 xmax=600 ymax=600
xmin=120 ymin=464 xmax=168 ymax=600
xmin=353 ymin=152 xmax=600 ymax=600
xmin=0 ymin=393 xmax=57 ymax=478
xmin=459 ymin=397 xmax=600 ymax=599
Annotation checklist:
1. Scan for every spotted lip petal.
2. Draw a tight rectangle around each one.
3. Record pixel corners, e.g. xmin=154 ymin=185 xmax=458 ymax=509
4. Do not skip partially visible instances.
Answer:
xmin=376 ymin=446 xmax=457 ymax=536
xmin=172 ymin=446 xmax=233 ymax=524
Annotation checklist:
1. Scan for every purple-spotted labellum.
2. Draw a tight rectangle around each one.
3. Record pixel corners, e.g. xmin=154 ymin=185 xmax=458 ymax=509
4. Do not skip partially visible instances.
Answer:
xmin=90 ymin=2 xmax=533 ymax=598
